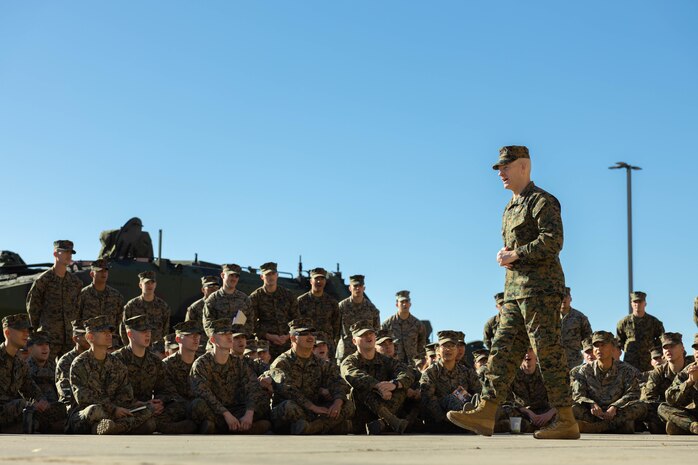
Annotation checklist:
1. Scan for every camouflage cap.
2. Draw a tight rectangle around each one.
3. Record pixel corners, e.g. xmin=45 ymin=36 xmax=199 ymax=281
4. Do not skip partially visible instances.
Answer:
xmin=350 ymin=319 xmax=375 ymax=337
xmin=310 ymin=267 xmax=327 ymax=279
xmin=650 ymin=348 xmax=664 ymax=359
xmin=54 ymin=239 xmax=76 ymax=254
xmin=151 ymin=340 xmax=165 ymax=354
xmin=492 ymin=145 xmax=530 ymax=170
xmin=692 ymin=333 xmax=698 ymax=349
xmin=256 ymin=339 xmax=269 ymax=352
xmin=455 ymin=331 xmax=466 ymax=345
xmin=613 ymin=337 xmax=622 ymax=349
xmin=90 ymin=258 xmax=110 ymax=271
xmin=222 ymin=264 xmax=242 ymax=275
xmin=349 ymin=275 xmax=365 ymax=286
xmin=375 ymin=329 xmax=395 ymax=345
xmin=473 ymin=348 xmax=489 ymax=363
xmin=630 ymin=291 xmax=647 ymax=302
xmin=27 ymin=330 xmax=51 ymax=346
xmin=205 ymin=318 xmax=233 ymax=337
xmin=591 ymin=330 xmax=614 ymax=345
xmin=2 ymin=313 xmax=33 ymax=330
xmin=425 ymin=347 xmax=436 ymax=357
xmin=71 ymin=319 xmax=86 ymax=335
xmin=260 ymin=262 xmax=277 ymax=275
xmin=661 ymin=332 xmax=683 ymax=347
xmin=84 ymin=315 xmax=115 ymax=333
xmin=124 ymin=315 xmax=153 ymax=332
xmin=244 ymin=340 xmax=257 ymax=355
xmin=494 ymin=292 xmax=504 ymax=306
xmin=288 ymin=318 xmax=315 ymax=335
xmin=138 ymin=271 xmax=157 ymax=282
xmin=201 ymin=275 xmax=221 ymax=288
xmin=581 ymin=337 xmax=593 ymax=352
xmin=164 ymin=333 xmax=178 ymax=350
xmin=314 ymin=332 xmax=329 ymax=345
xmin=174 ymin=320 xmax=203 ymax=335
xmin=231 ymin=324 xmax=247 ymax=338
xmin=396 ymin=290 xmax=411 ymax=302
xmin=436 ymin=330 xmax=460 ymax=345
xmin=425 ymin=341 xmax=438 ymax=351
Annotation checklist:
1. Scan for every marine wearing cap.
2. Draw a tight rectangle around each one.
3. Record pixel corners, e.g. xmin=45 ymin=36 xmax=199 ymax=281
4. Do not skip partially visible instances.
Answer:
xmin=54 ymin=239 xmax=77 ymax=254
xmin=124 ymin=314 xmax=152 ymax=331
xmin=349 ymin=275 xmax=365 ymax=286
xmin=581 ymin=337 xmax=593 ymax=353
xmin=164 ymin=333 xmax=178 ymax=350
xmin=260 ymin=262 xmax=277 ymax=275
xmin=396 ymin=290 xmax=410 ymax=302
xmin=437 ymin=330 xmax=460 ymax=345
xmin=376 ymin=330 xmax=395 ymax=345
xmin=650 ymin=348 xmax=663 ymax=360
xmin=27 ymin=330 xmax=51 ymax=346
xmin=173 ymin=320 xmax=203 ymax=335
xmin=222 ymin=264 xmax=242 ymax=275
xmin=256 ymin=339 xmax=270 ymax=352
xmin=2 ymin=313 xmax=33 ymax=330
xmin=90 ymin=258 xmax=110 ymax=271
xmin=138 ymin=271 xmax=157 ymax=282
xmin=661 ymin=332 xmax=683 ymax=347
xmin=491 ymin=145 xmax=530 ymax=170
xmin=205 ymin=318 xmax=234 ymax=337
xmin=630 ymin=291 xmax=647 ymax=302
xmin=350 ymin=319 xmax=375 ymax=337
xmin=201 ymin=275 xmax=221 ymax=287
xmin=288 ymin=318 xmax=315 ymax=335
xmin=71 ymin=319 xmax=86 ymax=335
xmin=83 ymin=315 xmax=115 ymax=333
xmin=310 ymin=267 xmax=327 ymax=279
xmin=693 ymin=333 xmax=698 ymax=349
xmin=473 ymin=349 xmax=489 ymax=364
xmin=494 ymin=292 xmax=504 ymax=306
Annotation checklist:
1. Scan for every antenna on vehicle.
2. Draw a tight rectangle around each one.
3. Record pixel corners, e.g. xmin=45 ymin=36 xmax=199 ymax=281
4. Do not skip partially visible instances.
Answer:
xmin=298 ymin=255 xmax=303 ymax=278
xmin=194 ymin=253 xmax=198 ymax=264
xmin=158 ymin=229 xmax=162 ymax=262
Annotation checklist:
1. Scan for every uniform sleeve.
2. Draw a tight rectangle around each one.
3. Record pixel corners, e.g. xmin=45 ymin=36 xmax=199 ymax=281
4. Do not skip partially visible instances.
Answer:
xmin=340 ymin=357 xmax=378 ymax=393
xmin=483 ymin=320 xmax=493 ymax=350
xmin=571 ymin=371 xmax=596 ymax=406
xmin=287 ymin=292 xmax=300 ymax=323
xmin=269 ymin=357 xmax=312 ymax=408
xmin=616 ymin=319 xmax=626 ymax=350
xmin=514 ymin=195 xmax=563 ymax=262
xmin=609 ymin=367 xmax=641 ymax=408
xmin=241 ymin=363 xmax=264 ymax=412
xmin=652 ymin=318 xmax=665 ymax=349
xmin=419 ymin=369 xmax=445 ymax=422
xmin=581 ymin=315 xmax=592 ymax=341
xmin=191 ymin=359 xmax=229 ymax=416
xmin=416 ymin=322 xmax=427 ymax=360
xmin=389 ymin=357 xmax=415 ymax=389
xmin=26 ymin=278 xmax=45 ymax=330
xmin=120 ymin=301 xmax=132 ymax=346
xmin=640 ymin=368 xmax=662 ymax=403
xmin=331 ymin=300 xmax=340 ymax=342
xmin=665 ymin=369 xmax=698 ymax=408
xmin=162 ymin=302 xmax=171 ymax=340
xmin=241 ymin=296 xmax=255 ymax=338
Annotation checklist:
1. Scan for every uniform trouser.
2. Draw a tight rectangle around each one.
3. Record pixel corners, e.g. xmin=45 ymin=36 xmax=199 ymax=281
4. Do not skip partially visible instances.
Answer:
xmin=644 ymin=402 xmax=666 ymax=434
xmin=0 ymin=399 xmax=65 ymax=433
xmin=573 ymin=402 xmax=648 ymax=430
xmin=351 ymin=388 xmax=407 ymax=428
xmin=66 ymin=404 xmax=153 ymax=434
xmin=192 ymin=400 xmax=269 ymax=433
xmin=270 ymin=399 xmax=355 ymax=433
xmin=483 ymin=294 xmax=573 ymax=408
xmin=658 ymin=403 xmax=698 ymax=432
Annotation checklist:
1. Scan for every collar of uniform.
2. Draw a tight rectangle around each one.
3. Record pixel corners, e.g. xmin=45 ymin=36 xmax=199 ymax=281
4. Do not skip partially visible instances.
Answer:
xmin=593 ymin=359 xmax=618 ymax=377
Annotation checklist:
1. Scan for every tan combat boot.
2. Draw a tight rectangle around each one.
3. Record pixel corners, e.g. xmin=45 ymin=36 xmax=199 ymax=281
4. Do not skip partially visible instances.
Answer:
xmin=533 ymin=407 xmax=580 ymax=439
xmin=446 ymin=399 xmax=498 ymax=436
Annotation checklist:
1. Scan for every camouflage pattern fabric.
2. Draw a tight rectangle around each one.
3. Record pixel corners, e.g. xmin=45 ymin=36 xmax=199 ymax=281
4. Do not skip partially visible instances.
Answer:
xmin=203 ymin=288 xmax=253 ymax=336
xmin=191 ymin=352 xmax=267 ymax=420
xmin=340 ymin=351 xmax=413 ymax=420
xmin=501 ymin=182 xmax=565 ymax=300
xmin=483 ymin=314 xmax=499 ymax=350
xmin=28 ymin=358 xmax=58 ymax=402
xmin=641 ymin=362 xmax=683 ymax=433
xmin=120 ymin=296 xmax=171 ymax=349
xmin=162 ymin=352 xmax=196 ymax=401
xmin=26 ymin=267 xmax=83 ymax=358
xmin=572 ymin=402 xmax=647 ymax=430
xmin=249 ymin=358 xmax=270 ymax=377
xmin=185 ymin=297 xmax=205 ymax=325
xmin=657 ymin=361 xmax=698 ymax=431
xmin=483 ymin=295 xmax=573 ymax=408
xmin=572 ymin=360 xmax=642 ymax=409
xmin=616 ymin=313 xmax=665 ymax=372
xmin=336 ymin=298 xmax=380 ymax=362
xmin=297 ymin=291 xmax=340 ymax=354
xmin=381 ymin=313 xmax=426 ymax=365
xmin=694 ymin=296 xmax=697 ymax=328
xmin=420 ymin=360 xmax=482 ymax=425
xmin=55 ymin=347 xmax=81 ymax=409
xmin=508 ymin=366 xmax=550 ymax=412
xmin=68 ymin=350 xmax=151 ymax=433
xmin=112 ymin=346 xmax=166 ymax=403
xmin=249 ymin=286 xmax=299 ymax=359
xmin=269 ymin=348 xmax=351 ymax=430
xmin=0 ymin=342 xmax=43 ymax=429
xmin=77 ymin=284 xmax=125 ymax=334
xmin=560 ymin=308 xmax=592 ymax=369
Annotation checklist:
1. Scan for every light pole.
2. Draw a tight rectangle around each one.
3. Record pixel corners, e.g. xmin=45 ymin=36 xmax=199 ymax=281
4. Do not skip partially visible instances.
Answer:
xmin=609 ymin=162 xmax=642 ymax=314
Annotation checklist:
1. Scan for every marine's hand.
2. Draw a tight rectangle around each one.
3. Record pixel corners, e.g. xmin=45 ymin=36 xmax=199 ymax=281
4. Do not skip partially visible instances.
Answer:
xmin=223 ymin=411 xmax=240 ymax=431
xmin=497 ymin=247 xmax=519 ymax=268
xmin=114 ymin=407 xmax=132 ymax=419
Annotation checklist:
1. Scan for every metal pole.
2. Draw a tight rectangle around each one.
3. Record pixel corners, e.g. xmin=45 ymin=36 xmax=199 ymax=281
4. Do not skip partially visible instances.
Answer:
xmin=626 ymin=168 xmax=633 ymax=314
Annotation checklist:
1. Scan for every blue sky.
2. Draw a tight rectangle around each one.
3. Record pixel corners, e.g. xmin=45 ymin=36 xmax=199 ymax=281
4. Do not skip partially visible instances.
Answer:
xmin=2 ymin=1 xmax=696 ymax=344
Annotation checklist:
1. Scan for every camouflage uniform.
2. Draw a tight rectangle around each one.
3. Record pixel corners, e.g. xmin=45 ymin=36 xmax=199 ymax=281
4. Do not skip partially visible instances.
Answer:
xmin=68 ymin=350 xmax=153 ymax=433
xmin=572 ymin=360 xmax=647 ymax=430
xmin=616 ymin=313 xmax=665 ymax=372
xmin=0 ymin=342 xmax=46 ymax=432
xmin=269 ymin=348 xmax=353 ymax=432
xmin=381 ymin=313 xmax=426 ymax=365
xmin=56 ymin=347 xmax=82 ymax=409
xmin=560 ymin=307 xmax=592 ymax=369
xmin=297 ymin=291 xmax=340 ymax=355
xmin=336 ymin=298 xmax=380 ymax=362
xmin=203 ymin=288 xmax=253 ymax=336
xmin=77 ymin=284 xmax=125 ymax=333
xmin=191 ymin=351 xmax=269 ymax=431
xmin=420 ymin=360 xmax=482 ymax=431
xmin=161 ymin=351 xmax=208 ymax=427
xmin=694 ymin=297 xmax=697 ymax=328
xmin=657 ymin=361 xmax=698 ymax=432
xmin=120 ymin=296 xmax=171 ymax=348
xmin=483 ymin=314 xmax=499 ymax=350
xmin=26 ymin=267 xmax=83 ymax=358
xmin=112 ymin=346 xmax=166 ymax=404
xmin=483 ymin=181 xmax=572 ymax=408
xmin=340 ymin=351 xmax=414 ymax=427
xmin=642 ymin=362 xmax=684 ymax=433
xmin=250 ymin=286 xmax=299 ymax=359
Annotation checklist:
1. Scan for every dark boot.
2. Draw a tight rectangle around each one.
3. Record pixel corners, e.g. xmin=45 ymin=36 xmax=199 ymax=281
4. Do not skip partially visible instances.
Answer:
xmin=157 ymin=419 xmax=197 ymax=434
xmin=377 ymin=407 xmax=408 ymax=434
